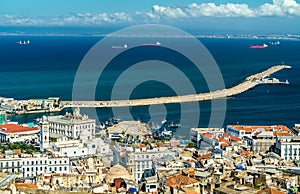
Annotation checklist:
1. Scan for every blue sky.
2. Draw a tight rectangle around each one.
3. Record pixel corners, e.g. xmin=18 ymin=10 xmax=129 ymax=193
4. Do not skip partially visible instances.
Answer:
xmin=1 ymin=0 xmax=300 ymax=33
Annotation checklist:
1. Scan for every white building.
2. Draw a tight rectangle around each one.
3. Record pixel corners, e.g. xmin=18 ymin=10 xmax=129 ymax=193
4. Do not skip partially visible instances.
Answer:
xmin=0 ymin=156 xmax=22 ymax=174
xmin=275 ymin=136 xmax=300 ymax=161
xmin=0 ymin=154 xmax=70 ymax=178
xmin=48 ymin=138 xmax=111 ymax=158
xmin=0 ymin=124 xmax=39 ymax=143
xmin=190 ymin=128 xmax=224 ymax=149
xmin=113 ymin=144 xmax=177 ymax=182
xmin=226 ymin=125 xmax=291 ymax=139
xmin=39 ymin=108 xmax=95 ymax=143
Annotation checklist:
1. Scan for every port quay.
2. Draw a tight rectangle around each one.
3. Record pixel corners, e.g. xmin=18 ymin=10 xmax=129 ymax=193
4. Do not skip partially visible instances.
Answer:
xmin=62 ymin=65 xmax=291 ymax=108
xmin=0 ymin=65 xmax=291 ymax=114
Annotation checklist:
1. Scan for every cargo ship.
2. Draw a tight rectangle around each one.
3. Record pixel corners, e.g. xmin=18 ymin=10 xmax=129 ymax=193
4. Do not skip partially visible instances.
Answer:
xmin=249 ymin=44 xmax=268 ymax=49
xmin=141 ymin=42 xmax=161 ymax=46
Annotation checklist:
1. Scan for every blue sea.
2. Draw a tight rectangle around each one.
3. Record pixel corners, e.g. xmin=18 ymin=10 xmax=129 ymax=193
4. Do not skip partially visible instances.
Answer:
xmin=0 ymin=32 xmax=300 ymax=138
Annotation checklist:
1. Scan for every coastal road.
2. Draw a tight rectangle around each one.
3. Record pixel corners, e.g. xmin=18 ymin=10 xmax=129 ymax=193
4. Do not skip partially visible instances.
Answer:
xmin=62 ymin=65 xmax=291 ymax=108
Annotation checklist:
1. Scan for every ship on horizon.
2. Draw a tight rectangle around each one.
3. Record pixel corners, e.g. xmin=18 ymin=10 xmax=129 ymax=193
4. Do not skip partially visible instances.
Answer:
xmin=141 ymin=42 xmax=161 ymax=46
xmin=249 ymin=43 xmax=268 ymax=49
xmin=16 ymin=40 xmax=30 ymax=45
xmin=111 ymin=44 xmax=128 ymax=49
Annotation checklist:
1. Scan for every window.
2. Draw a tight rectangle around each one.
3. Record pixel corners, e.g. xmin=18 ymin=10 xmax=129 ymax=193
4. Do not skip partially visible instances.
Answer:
xmin=92 ymin=145 xmax=96 ymax=148
xmin=64 ymin=167 xmax=67 ymax=171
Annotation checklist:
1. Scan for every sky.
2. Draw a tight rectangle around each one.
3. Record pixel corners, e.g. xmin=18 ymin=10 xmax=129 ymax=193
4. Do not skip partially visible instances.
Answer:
xmin=1 ymin=0 xmax=300 ymax=33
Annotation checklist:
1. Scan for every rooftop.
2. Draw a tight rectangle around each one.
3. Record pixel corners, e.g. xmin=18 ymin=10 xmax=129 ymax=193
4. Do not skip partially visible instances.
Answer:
xmin=228 ymin=125 xmax=290 ymax=133
xmin=0 ymin=124 xmax=39 ymax=134
xmin=165 ymin=174 xmax=200 ymax=187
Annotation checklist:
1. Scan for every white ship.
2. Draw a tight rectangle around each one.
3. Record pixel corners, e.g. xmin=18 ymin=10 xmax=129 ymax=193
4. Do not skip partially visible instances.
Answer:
xmin=16 ymin=40 xmax=30 ymax=45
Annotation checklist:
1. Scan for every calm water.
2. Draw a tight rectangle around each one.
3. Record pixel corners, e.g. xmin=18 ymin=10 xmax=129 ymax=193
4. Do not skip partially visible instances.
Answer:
xmin=1 ymin=35 xmax=300 ymax=138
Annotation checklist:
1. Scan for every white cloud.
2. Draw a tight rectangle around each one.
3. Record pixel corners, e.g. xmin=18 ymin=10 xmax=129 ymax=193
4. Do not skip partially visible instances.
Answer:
xmin=151 ymin=0 xmax=300 ymax=18
xmin=1 ymin=0 xmax=300 ymax=26
xmin=152 ymin=5 xmax=188 ymax=18
xmin=0 ymin=12 xmax=133 ymax=26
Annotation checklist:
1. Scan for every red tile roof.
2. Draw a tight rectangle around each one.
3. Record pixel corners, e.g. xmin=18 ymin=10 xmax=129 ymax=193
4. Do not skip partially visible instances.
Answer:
xmin=256 ymin=187 xmax=285 ymax=194
xmin=196 ymin=152 xmax=212 ymax=161
xmin=240 ymin=150 xmax=251 ymax=157
xmin=165 ymin=174 xmax=200 ymax=187
xmin=228 ymin=125 xmax=290 ymax=133
xmin=274 ymin=132 xmax=292 ymax=137
xmin=0 ymin=124 xmax=38 ymax=134
xmin=15 ymin=183 xmax=38 ymax=189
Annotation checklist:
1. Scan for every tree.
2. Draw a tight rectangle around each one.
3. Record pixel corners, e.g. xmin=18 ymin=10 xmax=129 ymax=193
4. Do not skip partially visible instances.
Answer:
xmin=186 ymin=141 xmax=194 ymax=148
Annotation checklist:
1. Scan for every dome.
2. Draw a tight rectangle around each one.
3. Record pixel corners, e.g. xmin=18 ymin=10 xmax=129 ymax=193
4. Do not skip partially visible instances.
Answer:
xmin=105 ymin=165 xmax=132 ymax=184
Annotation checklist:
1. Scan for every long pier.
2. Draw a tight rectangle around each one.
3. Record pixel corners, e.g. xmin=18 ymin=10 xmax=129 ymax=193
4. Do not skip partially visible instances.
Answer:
xmin=62 ymin=65 xmax=291 ymax=108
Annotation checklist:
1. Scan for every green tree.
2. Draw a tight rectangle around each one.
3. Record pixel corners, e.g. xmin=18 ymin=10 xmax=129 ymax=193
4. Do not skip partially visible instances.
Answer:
xmin=186 ymin=141 xmax=194 ymax=148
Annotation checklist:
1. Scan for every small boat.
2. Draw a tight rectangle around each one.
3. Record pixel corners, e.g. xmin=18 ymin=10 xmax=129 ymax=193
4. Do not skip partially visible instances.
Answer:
xmin=168 ymin=121 xmax=180 ymax=129
xmin=16 ymin=40 xmax=30 ymax=45
xmin=269 ymin=41 xmax=280 ymax=45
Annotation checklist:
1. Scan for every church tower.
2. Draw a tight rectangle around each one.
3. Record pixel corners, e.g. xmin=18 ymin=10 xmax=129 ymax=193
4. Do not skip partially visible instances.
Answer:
xmin=39 ymin=116 xmax=50 ymax=152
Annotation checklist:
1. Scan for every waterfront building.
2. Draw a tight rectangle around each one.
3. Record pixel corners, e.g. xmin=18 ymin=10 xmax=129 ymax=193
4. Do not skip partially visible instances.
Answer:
xmin=190 ymin=128 xmax=224 ymax=149
xmin=291 ymin=124 xmax=300 ymax=136
xmin=0 ymin=124 xmax=39 ymax=143
xmin=275 ymin=136 xmax=300 ymax=161
xmin=0 ymin=153 xmax=70 ymax=178
xmin=244 ymin=130 xmax=292 ymax=153
xmin=25 ymin=97 xmax=61 ymax=111
xmin=106 ymin=120 xmax=152 ymax=141
xmin=226 ymin=125 xmax=291 ymax=139
xmin=39 ymin=107 xmax=95 ymax=143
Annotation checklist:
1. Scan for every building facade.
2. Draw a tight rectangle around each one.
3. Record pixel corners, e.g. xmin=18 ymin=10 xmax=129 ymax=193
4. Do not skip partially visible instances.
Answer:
xmin=190 ymin=128 xmax=224 ymax=149
xmin=0 ymin=124 xmax=39 ymax=143
xmin=39 ymin=108 xmax=95 ymax=143
xmin=0 ymin=154 xmax=70 ymax=178
xmin=113 ymin=144 xmax=177 ymax=182
xmin=275 ymin=136 xmax=300 ymax=161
